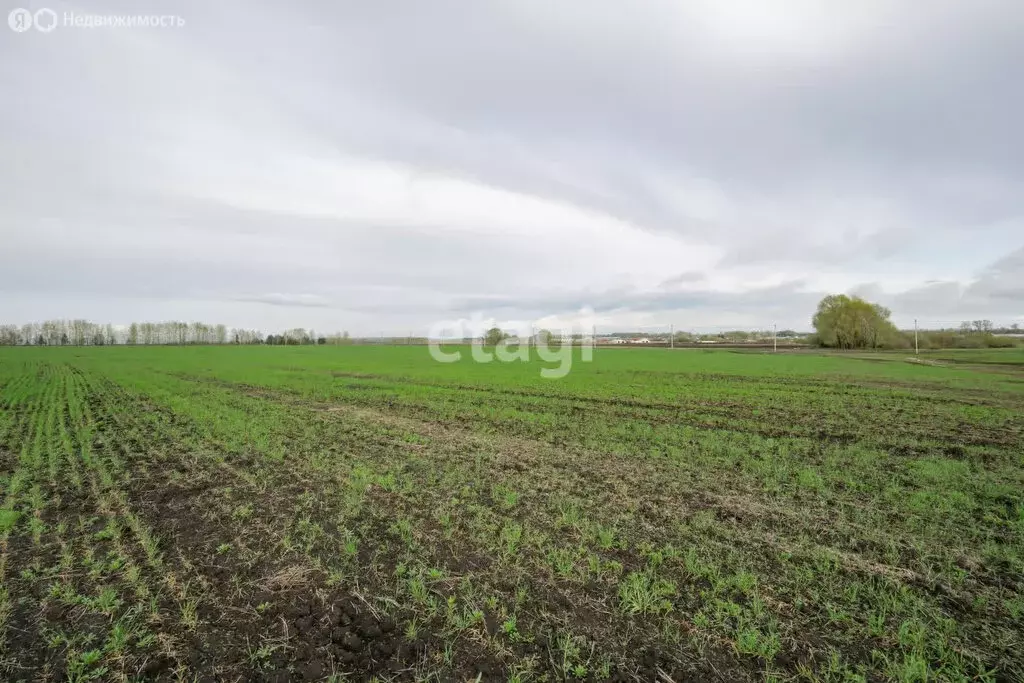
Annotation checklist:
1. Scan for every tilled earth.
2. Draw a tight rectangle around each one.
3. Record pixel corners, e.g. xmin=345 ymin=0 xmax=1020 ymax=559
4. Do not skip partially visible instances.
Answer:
xmin=1 ymin=349 xmax=1022 ymax=682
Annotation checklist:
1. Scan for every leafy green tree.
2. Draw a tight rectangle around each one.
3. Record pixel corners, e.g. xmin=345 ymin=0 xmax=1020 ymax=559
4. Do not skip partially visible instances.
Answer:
xmin=812 ymin=294 xmax=901 ymax=349
xmin=484 ymin=327 xmax=507 ymax=346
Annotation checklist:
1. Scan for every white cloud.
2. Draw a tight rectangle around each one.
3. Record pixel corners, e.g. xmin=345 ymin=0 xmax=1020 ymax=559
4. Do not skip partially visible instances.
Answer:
xmin=1 ymin=0 xmax=1022 ymax=333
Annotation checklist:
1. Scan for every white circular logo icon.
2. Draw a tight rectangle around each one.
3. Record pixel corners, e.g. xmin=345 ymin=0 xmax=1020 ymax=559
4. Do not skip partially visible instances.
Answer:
xmin=8 ymin=7 xmax=32 ymax=32
xmin=33 ymin=8 xmax=57 ymax=32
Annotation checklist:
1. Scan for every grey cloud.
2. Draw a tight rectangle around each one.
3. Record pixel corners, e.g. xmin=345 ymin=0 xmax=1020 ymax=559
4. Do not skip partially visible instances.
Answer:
xmin=967 ymin=247 xmax=1024 ymax=302
xmin=660 ymin=272 xmax=706 ymax=288
xmin=281 ymin=0 xmax=1024 ymax=227
xmin=450 ymin=280 xmax=818 ymax=322
xmin=234 ymin=294 xmax=333 ymax=308
xmin=850 ymin=247 xmax=1024 ymax=324
xmin=1 ymin=0 xmax=1023 ymax=332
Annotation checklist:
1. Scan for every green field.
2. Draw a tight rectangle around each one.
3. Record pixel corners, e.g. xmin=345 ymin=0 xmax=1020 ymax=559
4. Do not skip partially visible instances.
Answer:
xmin=0 ymin=346 xmax=1022 ymax=682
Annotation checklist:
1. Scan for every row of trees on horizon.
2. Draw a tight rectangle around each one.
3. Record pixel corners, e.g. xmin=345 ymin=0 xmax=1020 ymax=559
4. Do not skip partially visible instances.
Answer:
xmin=0 ymin=304 xmax=1019 ymax=350
xmin=0 ymin=320 xmax=354 ymax=347
xmin=811 ymin=295 xmax=1021 ymax=350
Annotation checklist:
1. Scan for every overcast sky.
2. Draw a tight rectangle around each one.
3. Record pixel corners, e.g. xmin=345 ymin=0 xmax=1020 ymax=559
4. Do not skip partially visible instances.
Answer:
xmin=2 ymin=0 xmax=1023 ymax=334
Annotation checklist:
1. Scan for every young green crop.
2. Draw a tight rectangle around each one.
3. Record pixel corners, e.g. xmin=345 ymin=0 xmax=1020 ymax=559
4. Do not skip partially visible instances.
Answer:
xmin=0 ymin=344 xmax=1021 ymax=680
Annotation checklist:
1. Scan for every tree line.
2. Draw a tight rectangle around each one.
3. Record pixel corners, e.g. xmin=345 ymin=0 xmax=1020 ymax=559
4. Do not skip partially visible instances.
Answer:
xmin=0 ymin=320 xmax=354 ymax=347
xmin=812 ymin=295 xmax=1021 ymax=350
xmin=2 ymin=309 xmax=1017 ymax=351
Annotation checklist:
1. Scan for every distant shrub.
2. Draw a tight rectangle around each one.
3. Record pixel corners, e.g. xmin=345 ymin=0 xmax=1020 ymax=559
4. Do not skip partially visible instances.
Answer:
xmin=984 ymin=335 xmax=1019 ymax=348
xmin=912 ymin=331 xmax=1020 ymax=350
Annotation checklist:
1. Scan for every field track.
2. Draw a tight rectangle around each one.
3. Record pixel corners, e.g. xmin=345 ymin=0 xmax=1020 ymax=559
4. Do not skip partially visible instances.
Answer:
xmin=0 ymin=346 xmax=1022 ymax=682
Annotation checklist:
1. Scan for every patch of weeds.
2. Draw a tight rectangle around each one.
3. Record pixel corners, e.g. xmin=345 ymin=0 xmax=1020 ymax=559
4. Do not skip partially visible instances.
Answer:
xmin=232 ymin=502 xmax=254 ymax=521
xmin=618 ymin=571 xmax=677 ymax=615
xmin=180 ymin=598 xmax=200 ymax=631
xmin=0 ymin=509 xmax=21 ymax=533
xmin=547 ymin=547 xmax=580 ymax=579
xmin=66 ymin=648 xmax=107 ymax=682
xmin=500 ymin=521 xmax=524 ymax=558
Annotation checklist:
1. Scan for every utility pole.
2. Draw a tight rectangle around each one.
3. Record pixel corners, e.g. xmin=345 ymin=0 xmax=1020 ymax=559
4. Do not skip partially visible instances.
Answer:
xmin=773 ymin=324 xmax=777 ymax=353
xmin=670 ymin=324 xmax=674 ymax=350
xmin=914 ymin=319 xmax=919 ymax=355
